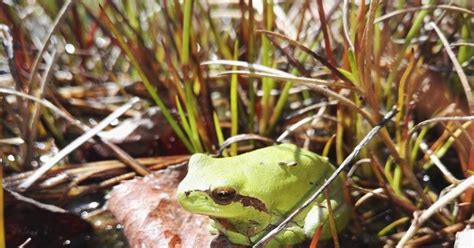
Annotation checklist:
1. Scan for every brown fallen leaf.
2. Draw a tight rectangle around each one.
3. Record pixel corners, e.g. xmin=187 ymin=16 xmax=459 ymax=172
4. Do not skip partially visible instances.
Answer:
xmin=107 ymin=166 xmax=221 ymax=248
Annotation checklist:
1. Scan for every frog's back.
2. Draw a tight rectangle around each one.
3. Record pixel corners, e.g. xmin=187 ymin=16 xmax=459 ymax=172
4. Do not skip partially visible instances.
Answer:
xmin=233 ymin=144 xmax=340 ymax=213
xmin=245 ymin=143 xmax=336 ymax=180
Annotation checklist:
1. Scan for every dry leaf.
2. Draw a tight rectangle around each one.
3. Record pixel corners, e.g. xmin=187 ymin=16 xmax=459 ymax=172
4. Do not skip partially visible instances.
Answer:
xmin=107 ymin=167 xmax=217 ymax=248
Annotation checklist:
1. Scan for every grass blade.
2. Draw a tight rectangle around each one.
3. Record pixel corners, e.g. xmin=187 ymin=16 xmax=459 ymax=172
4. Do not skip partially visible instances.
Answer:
xmin=213 ymin=112 xmax=227 ymax=157
xmin=230 ymin=41 xmax=239 ymax=155
xmin=430 ymin=22 xmax=473 ymax=114
xmin=0 ymin=166 xmax=4 ymax=248
xmin=100 ymin=7 xmax=193 ymax=152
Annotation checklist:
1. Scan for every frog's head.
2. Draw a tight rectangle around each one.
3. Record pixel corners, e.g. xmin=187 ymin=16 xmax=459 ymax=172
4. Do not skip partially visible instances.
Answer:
xmin=177 ymin=153 xmax=267 ymax=218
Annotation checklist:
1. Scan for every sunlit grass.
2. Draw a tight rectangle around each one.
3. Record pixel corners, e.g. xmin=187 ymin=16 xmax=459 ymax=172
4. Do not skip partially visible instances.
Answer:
xmin=0 ymin=1 xmax=473 ymax=246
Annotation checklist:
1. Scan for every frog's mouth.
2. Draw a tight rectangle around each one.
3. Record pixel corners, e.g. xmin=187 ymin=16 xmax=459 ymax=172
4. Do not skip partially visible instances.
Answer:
xmin=177 ymin=190 xmax=267 ymax=217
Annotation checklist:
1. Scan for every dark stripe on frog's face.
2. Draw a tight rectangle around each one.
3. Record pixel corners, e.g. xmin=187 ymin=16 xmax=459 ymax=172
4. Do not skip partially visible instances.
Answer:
xmin=183 ymin=189 xmax=268 ymax=212
xmin=234 ymin=194 xmax=267 ymax=212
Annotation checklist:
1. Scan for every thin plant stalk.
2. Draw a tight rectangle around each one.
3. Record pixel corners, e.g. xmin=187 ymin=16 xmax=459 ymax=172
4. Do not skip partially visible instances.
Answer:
xmin=259 ymin=0 xmax=275 ymax=135
xmin=198 ymin=2 xmax=232 ymax=60
xmin=184 ymin=80 xmax=204 ymax=152
xmin=26 ymin=0 xmax=74 ymax=92
xmin=181 ymin=0 xmax=193 ymax=66
xmin=457 ymin=15 xmax=471 ymax=64
xmin=316 ymin=0 xmax=336 ymax=67
xmin=24 ymin=48 xmax=59 ymax=169
xmin=374 ymin=5 xmax=474 ymax=23
xmin=230 ymin=41 xmax=239 ymax=156
xmin=212 ymin=112 xmax=227 ymax=157
xmin=384 ymin=2 xmax=432 ymax=107
xmin=175 ymin=96 xmax=196 ymax=151
xmin=395 ymin=53 xmax=416 ymax=144
xmin=0 ymin=166 xmax=4 ymax=248
xmin=247 ymin=0 xmax=256 ymax=133
xmin=343 ymin=0 xmax=355 ymax=51
xmin=378 ymin=217 xmax=410 ymax=236
xmin=430 ymin=21 xmax=473 ymax=114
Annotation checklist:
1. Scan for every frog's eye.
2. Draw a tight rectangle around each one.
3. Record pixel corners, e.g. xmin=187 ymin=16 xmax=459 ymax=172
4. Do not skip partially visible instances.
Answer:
xmin=211 ymin=187 xmax=237 ymax=205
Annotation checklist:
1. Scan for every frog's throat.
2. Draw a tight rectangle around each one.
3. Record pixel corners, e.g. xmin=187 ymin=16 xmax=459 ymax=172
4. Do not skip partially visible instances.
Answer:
xmin=184 ymin=190 xmax=268 ymax=212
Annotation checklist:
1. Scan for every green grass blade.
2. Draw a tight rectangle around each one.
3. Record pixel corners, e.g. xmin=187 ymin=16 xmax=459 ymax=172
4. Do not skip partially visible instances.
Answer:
xmin=458 ymin=15 xmax=472 ymax=64
xmin=0 ymin=167 xmax=4 ymax=248
xmin=422 ymin=122 xmax=472 ymax=170
xmin=101 ymin=9 xmax=193 ymax=152
xmin=377 ymin=217 xmax=409 ymax=237
xmin=230 ymin=41 xmax=239 ymax=156
xmin=393 ymin=165 xmax=402 ymax=196
xmin=347 ymin=50 xmax=360 ymax=87
xmin=410 ymin=127 xmax=428 ymax=162
xmin=259 ymin=0 xmax=275 ymax=134
xmin=185 ymin=79 xmax=204 ymax=153
xmin=384 ymin=158 xmax=394 ymax=186
xmin=395 ymin=54 xmax=415 ymax=144
xmin=247 ymin=0 xmax=256 ymax=133
xmin=337 ymin=68 xmax=356 ymax=85
xmin=268 ymin=40 xmax=319 ymax=132
xmin=384 ymin=2 xmax=432 ymax=107
xmin=213 ymin=112 xmax=228 ymax=157
xmin=181 ymin=0 xmax=193 ymax=66
xmin=175 ymin=96 xmax=196 ymax=151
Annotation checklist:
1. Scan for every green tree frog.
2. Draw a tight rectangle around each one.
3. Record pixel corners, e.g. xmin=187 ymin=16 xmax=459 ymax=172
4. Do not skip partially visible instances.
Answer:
xmin=177 ymin=144 xmax=349 ymax=247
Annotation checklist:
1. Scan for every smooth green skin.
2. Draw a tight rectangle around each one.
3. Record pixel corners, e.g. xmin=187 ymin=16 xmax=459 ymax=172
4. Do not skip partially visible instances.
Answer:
xmin=177 ymin=144 xmax=349 ymax=247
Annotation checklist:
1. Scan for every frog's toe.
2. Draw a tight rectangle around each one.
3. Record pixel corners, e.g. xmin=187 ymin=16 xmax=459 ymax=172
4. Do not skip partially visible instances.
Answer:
xmin=304 ymin=205 xmax=325 ymax=237
xmin=303 ymin=199 xmax=340 ymax=238
xmin=304 ymin=200 xmax=349 ymax=240
xmin=272 ymin=225 xmax=306 ymax=246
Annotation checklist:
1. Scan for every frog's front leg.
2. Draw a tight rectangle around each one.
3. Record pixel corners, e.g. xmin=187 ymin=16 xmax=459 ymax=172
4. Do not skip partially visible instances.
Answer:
xmin=303 ymin=199 xmax=342 ymax=239
xmin=208 ymin=219 xmax=219 ymax=235
xmin=271 ymin=225 xmax=306 ymax=246
xmin=212 ymin=219 xmax=306 ymax=248
xmin=209 ymin=219 xmax=253 ymax=246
